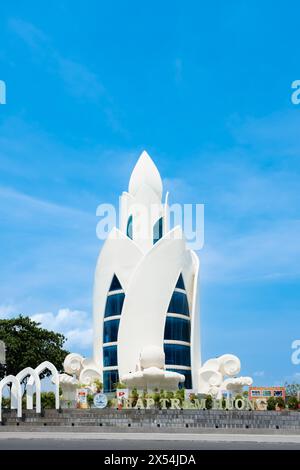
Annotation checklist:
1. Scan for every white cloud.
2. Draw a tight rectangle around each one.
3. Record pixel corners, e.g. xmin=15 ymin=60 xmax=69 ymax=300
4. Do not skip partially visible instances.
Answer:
xmin=30 ymin=308 xmax=93 ymax=351
xmin=66 ymin=328 xmax=94 ymax=349
xmin=0 ymin=305 xmax=93 ymax=352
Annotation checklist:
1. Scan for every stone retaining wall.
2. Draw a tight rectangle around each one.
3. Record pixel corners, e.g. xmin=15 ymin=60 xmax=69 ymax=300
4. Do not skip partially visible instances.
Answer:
xmin=1 ymin=409 xmax=300 ymax=431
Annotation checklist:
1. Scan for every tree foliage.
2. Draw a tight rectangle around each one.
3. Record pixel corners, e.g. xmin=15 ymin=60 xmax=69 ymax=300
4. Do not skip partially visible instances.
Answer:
xmin=0 ymin=316 xmax=69 ymax=380
xmin=287 ymin=396 xmax=299 ymax=410
xmin=285 ymin=382 xmax=300 ymax=397
xmin=267 ymin=397 xmax=276 ymax=410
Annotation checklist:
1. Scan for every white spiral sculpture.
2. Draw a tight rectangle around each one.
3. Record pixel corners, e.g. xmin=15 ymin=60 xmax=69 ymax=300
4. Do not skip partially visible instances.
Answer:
xmin=79 ymin=367 xmax=101 ymax=385
xmin=63 ymin=353 xmax=84 ymax=376
xmin=198 ymin=369 xmax=223 ymax=395
xmin=218 ymin=354 xmax=241 ymax=377
xmin=198 ymin=354 xmax=252 ymax=398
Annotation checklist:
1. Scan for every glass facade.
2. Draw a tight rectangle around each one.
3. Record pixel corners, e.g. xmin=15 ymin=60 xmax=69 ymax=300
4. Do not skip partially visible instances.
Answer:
xmin=104 ymin=293 xmax=125 ymax=318
xmin=103 ymin=370 xmax=119 ymax=393
xmin=109 ymin=274 xmax=122 ymax=292
xmin=127 ymin=215 xmax=133 ymax=239
xmin=175 ymin=273 xmax=185 ymax=290
xmin=167 ymin=368 xmax=192 ymax=389
xmin=164 ymin=343 xmax=191 ymax=367
xmin=103 ymin=319 xmax=120 ymax=343
xmin=167 ymin=291 xmax=189 ymax=316
xmin=153 ymin=217 xmax=163 ymax=244
xmin=103 ymin=345 xmax=118 ymax=367
xmin=164 ymin=317 xmax=190 ymax=343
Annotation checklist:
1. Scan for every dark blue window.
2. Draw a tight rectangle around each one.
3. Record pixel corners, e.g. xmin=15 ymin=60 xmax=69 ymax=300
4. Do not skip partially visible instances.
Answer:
xmin=127 ymin=215 xmax=133 ymax=239
xmin=175 ymin=273 xmax=185 ymax=290
xmin=103 ymin=345 xmax=118 ymax=367
xmin=153 ymin=217 xmax=163 ymax=244
xmin=103 ymin=370 xmax=119 ymax=393
xmin=167 ymin=291 xmax=189 ymax=316
xmin=103 ymin=319 xmax=120 ymax=343
xmin=109 ymin=275 xmax=122 ymax=292
xmin=164 ymin=344 xmax=191 ymax=367
xmin=167 ymin=369 xmax=192 ymax=389
xmin=164 ymin=317 xmax=190 ymax=343
xmin=104 ymin=293 xmax=125 ymax=318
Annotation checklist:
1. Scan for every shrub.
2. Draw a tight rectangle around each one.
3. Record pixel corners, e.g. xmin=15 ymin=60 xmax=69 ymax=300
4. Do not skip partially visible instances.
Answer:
xmin=114 ymin=382 xmax=126 ymax=389
xmin=205 ymin=395 xmax=213 ymax=409
xmin=275 ymin=397 xmax=285 ymax=409
xmin=87 ymin=394 xmax=94 ymax=408
xmin=287 ymin=396 xmax=298 ymax=410
xmin=41 ymin=392 xmax=56 ymax=409
xmin=174 ymin=389 xmax=184 ymax=404
xmin=129 ymin=387 xmax=139 ymax=407
xmin=1 ymin=397 xmax=10 ymax=408
xmin=93 ymin=379 xmax=103 ymax=393
xmin=267 ymin=397 xmax=276 ymax=411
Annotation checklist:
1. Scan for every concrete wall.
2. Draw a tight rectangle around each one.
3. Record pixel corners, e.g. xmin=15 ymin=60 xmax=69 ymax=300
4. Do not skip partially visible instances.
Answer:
xmin=1 ymin=409 xmax=300 ymax=431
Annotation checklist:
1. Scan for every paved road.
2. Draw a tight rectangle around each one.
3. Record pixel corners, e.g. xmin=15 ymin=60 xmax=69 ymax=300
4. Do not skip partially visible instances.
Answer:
xmin=0 ymin=432 xmax=300 ymax=450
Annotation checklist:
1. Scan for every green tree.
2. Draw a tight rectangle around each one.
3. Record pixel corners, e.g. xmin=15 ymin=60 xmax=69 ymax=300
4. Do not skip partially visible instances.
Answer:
xmin=267 ymin=397 xmax=276 ymax=411
xmin=284 ymin=382 xmax=300 ymax=397
xmin=0 ymin=316 xmax=69 ymax=381
xmin=205 ymin=395 xmax=213 ymax=409
xmin=287 ymin=396 xmax=298 ymax=410
xmin=275 ymin=397 xmax=285 ymax=410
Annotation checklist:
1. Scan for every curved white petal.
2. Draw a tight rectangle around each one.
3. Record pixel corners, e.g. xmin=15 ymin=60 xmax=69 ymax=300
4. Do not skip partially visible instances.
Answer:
xmin=93 ymin=227 xmax=143 ymax=370
xmin=118 ymin=226 xmax=189 ymax=377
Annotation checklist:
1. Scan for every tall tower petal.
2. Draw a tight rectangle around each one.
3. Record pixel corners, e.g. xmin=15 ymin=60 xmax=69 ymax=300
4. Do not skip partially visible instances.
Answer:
xmin=128 ymin=150 xmax=163 ymax=199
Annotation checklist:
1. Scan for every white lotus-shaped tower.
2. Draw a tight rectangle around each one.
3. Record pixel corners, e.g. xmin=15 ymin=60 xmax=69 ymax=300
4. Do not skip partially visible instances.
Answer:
xmin=59 ymin=151 xmax=252 ymax=396
xmin=93 ymin=151 xmax=200 ymax=392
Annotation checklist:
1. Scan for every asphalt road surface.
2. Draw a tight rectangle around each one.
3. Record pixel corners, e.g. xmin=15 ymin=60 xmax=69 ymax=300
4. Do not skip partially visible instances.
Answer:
xmin=0 ymin=432 xmax=300 ymax=450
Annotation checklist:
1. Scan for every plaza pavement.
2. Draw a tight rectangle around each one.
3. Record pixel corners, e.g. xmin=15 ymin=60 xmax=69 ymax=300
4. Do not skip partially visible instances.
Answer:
xmin=0 ymin=431 xmax=300 ymax=450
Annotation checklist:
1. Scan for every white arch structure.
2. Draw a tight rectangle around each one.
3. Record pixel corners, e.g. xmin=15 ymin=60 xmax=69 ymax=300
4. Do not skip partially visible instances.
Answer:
xmin=27 ymin=361 xmax=59 ymax=410
xmin=0 ymin=375 xmax=22 ymax=422
xmin=11 ymin=367 xmax=41 ymax=413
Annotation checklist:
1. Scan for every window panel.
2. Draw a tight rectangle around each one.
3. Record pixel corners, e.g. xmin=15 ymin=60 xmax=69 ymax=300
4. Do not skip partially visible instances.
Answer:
xmin=109 ymin=275 xmax=122 ymax=292
xmin=153 ymin=217 xmax=163 ymax=244
xmin=164 ymin=343 xmax=191 ymax=367
xmin=164 ymin=317 xmax=190 ymax=342
xmin=127 ymin=215 xmax=133 ymax=240
xmin=103 ymin=370 xmax=119 ymax=393
xmin=103 ymin=345 xmax=118 ymax=367
xmin=104 ymin=293 xmax=125 ymax=318
xmin=175 ymin=273 xmax=185 ymax=290
xmin=103 ymin=319 xmax=120 ymax=343
xmin=167 ymin=291 xmax=189 ymax=316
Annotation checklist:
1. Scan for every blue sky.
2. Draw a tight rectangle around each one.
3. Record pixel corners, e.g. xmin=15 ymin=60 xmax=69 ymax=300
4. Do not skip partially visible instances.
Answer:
xmin=0 ymin=0 xmax=300 ymax=386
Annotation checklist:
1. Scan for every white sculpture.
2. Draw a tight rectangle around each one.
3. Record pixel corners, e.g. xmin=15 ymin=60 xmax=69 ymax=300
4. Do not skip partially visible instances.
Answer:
xmin=198 ymin=354 xmax=253 ymax=398
xmin=11 ymin=367 xmax=41 ymax=413
xmin=92 ymin=151 xmax=200 ymax=392
xmin=122 ymin=346 xmax=185 ymax=391
xmin=27 ymin=361 xmax=60 ymax=409
xmin=58 ymin=353 xmax=101 ymax=402
xmin=1 ymin=362 xmax=60 ymax=420
xmin=0 ymin=375 xmax=22 ymax=422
